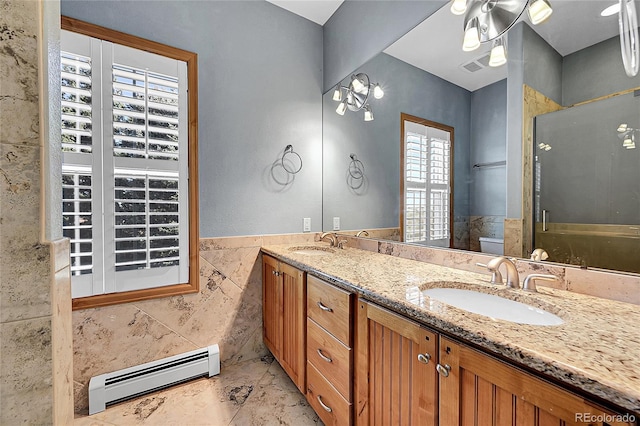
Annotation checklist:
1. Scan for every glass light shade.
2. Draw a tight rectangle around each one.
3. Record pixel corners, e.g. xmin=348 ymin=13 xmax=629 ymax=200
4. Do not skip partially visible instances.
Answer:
xmin=627 ymin=142 xmax=637 ymax=149
xmin=332 ymin=85 xmax=342 ymax=102
xmin=489 ymin=39 xmax=507 ymax=67
xmin=373 ymin=84 xmax=384 ymax=99
xmin=463 ymin=18 xmax=481 ymax=51
xmin=450 ymin=0 xmax=467 ymax=15
xmin=364 ymin=106 xmax=374 ymax=121
xmin=336 ymin=100 xmax=347 ymax=116
xmin=623 ymin=135 xmax=634 ymax=147
xmin=601 ymin=3 xmax=620 ymax=16
xmin=617 ymin=123 xmax=628 ymax=132
xmin=528 ymin=0 xmax=553 ymax=25
xmin=351 ymin=75 xmax=365 ymax=93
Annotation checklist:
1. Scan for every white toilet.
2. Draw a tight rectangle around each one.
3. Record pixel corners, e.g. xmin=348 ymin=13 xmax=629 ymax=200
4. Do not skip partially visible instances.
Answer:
xmin=479 ymin=237 xmax=504 ymax=255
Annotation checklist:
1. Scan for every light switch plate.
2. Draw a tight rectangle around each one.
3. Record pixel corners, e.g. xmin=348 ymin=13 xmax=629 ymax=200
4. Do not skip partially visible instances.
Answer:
xmin=303 ymin=217 xmax=311 ymax=232
xmin=333 ymin=217 xmax=340 ymax=231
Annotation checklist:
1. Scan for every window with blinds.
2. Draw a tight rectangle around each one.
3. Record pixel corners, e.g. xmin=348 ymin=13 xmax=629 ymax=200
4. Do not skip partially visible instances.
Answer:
xmin=61 ymin=27 xmax=191 ymax=300
xmin=403 ymin=118 xmax=452 ymax=246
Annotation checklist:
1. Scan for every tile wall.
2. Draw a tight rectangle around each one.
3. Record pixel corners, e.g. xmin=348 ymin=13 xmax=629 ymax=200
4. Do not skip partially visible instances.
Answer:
xmin=72 ymin=233 xmax=317 ymax=414
xmin=0 ymin=0 xmax=73 ymax=423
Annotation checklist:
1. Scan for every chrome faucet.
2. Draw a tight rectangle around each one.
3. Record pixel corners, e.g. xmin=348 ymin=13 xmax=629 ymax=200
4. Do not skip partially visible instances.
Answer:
xmin=320 ymin=232 xmax=338 ymax=247
xmin=356 ymin=230 xmax=369 ymax=237
xmin=486 ymin=256 xmax=520 ymax=289
xmin=523 ymin=274 xmax=557 ymax=292
xmin=475 ymin=262 xmax=502 ymax=285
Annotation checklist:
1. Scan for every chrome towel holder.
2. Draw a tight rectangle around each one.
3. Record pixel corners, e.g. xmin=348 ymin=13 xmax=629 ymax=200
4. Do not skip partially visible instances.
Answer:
xmin=282 ymin=144 xmax=302 ymax=174
xmin=349 ymin=153 xmax=364 ymax=179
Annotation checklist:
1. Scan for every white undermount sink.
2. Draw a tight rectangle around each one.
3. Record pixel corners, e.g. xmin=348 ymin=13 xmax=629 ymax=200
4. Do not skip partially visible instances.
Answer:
xmin=288 ymin=246 xmax=335 ymax=256
xmin=423 ymin=288 xmax=564 ymax=326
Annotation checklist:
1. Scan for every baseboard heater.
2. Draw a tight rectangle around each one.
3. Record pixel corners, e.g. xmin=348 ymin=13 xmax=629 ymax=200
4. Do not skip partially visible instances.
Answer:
xmin=88 ymin=344 xmax=220 ymax=415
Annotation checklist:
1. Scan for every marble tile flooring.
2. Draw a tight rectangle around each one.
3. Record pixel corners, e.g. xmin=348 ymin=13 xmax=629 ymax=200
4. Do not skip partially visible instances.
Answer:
xmin=74 ymin=356 xmax=321 ymax=425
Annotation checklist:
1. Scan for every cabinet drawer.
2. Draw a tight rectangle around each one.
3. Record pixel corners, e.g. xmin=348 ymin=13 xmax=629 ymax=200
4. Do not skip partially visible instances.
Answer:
xmin=307 ymin=361 xmax=352 ymax=426
xmin=307 ymin=318 xmax=352 ymax=401
xmin=307 ymin=275 xmax=352 ymax=345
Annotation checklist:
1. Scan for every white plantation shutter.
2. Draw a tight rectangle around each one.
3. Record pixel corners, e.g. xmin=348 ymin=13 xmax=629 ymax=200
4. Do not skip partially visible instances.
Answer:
xmin=62 ymin=30 xmax=189 ymax=298
xmin=404 ymin=121 xmax=451 ymax=246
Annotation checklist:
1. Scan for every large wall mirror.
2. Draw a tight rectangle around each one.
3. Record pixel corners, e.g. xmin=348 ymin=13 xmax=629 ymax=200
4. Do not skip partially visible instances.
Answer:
xmin=322 ymin=0 xmax=640 ymax=275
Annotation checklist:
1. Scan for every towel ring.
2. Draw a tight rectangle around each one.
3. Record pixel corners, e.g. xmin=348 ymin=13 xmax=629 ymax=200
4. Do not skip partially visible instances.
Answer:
xmin=349 ymin=154 xmax=364 ymax=179
xmin=282 ymin=145 xmax=302 ymax=174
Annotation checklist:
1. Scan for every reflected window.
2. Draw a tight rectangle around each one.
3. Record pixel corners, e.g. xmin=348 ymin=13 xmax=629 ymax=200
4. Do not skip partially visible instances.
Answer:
xmin=401 ymin=114 xmax=453 ymax=247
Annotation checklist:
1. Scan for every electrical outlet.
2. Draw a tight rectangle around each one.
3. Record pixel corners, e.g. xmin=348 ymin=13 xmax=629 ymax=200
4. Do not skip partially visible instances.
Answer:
xmin=303 ymin=217 xmax=311 ymax=232
xmin=333 ymin=217 xmax=340 ymax=231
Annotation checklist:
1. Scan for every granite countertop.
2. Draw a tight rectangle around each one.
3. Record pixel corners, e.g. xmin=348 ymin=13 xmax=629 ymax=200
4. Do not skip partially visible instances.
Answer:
xmin=261 ymin=243 xmax=640 ymax=415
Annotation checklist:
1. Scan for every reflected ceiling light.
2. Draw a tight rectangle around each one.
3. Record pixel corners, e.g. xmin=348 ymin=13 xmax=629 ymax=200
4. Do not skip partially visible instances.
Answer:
xmin=373 ymin=83 xmax=384 ymax=99
xmin=458 ymin=0 xmax=553 ymax=54
xmin=332 ymin=73 xmax=383 ymax=121
xmin=489 ymin=37 xmax=507 ymax=67
xmin=462 ymin=17 xmax=481 ymax=51
xmin=528 ymin=0 xmax=553 ymax=25
xmin=332 ymin=84 xmax=342 ymax=101
xmin=364 ymin=105 xmax=374 ymax=121
xmin=451 ymin=0 xmax=468 ymax=15
xmin=601 ymin=3 xmax=620 ymax=17
xmin=351 ymin=74 xmax=366 ymax=93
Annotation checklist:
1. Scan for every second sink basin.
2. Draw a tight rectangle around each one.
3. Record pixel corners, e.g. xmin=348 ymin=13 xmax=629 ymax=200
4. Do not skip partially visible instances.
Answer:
xmin=288 ymin=246 xmax=335 ymax=256
xmin=423 ymin=288 xmax=564 ymax=326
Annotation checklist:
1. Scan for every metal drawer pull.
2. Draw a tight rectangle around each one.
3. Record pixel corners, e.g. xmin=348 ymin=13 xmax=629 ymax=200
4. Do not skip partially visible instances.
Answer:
xmin=436 ymin=363 xmax=451 ymax=377
xmin=317 ymin=301 xmax=333 ymax=312
xmin=417 ymin=353 xmax=431 ymax=364
xmin=317 ymin=395 xmax=333 ymax=413
xmin=317 ymin=348 xmax=333 ymax=363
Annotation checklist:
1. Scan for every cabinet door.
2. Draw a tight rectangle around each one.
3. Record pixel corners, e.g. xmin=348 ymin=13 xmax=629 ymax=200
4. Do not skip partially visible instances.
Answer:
xmin=279 ymin=261 xmax=306 ymax=393
xmin=262 ymin=255 xmax=281 ymax=360
xmin=355 ymin=300 xmax=438 ymax=426
xmin=438 ymin=337 xmax=635 ymax=426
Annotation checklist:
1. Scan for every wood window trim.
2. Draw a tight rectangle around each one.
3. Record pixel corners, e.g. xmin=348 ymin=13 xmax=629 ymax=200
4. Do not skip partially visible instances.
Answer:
xmin=399 ymin=112 xmax=454 ymax=248
xmin=62 ymin=16 xmax=200 ymax=310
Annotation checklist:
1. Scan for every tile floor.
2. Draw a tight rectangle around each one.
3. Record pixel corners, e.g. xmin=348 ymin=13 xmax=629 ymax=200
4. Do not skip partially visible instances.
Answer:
xmin=74 ymin=356 xmax=321 ymax=425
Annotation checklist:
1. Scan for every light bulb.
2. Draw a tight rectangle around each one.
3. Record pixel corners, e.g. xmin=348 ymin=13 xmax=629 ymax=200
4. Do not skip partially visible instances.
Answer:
xmin=463 ymin=18 xmax=480 ymax=52
xmin=489 ymin=39 xmax=507 ymax=67
xmin=601 ymin=3 xmax=620 ymax=17
xmin=351 ymin=75 xmax=365 ymax=93
xmin=528 ymin=0 xmax=553 ymax=25
xmin=373 ymin=84 xmax=384 ymax=99
xmin=364 ymin=106 xmax=374 ymax=122
xmin=332 ymin=85 xmax=342 ymax=102
xmin=450 ymin=0 xmax=467 ymax=15
xmin=617 ymin=123 xmax=628 ymax=132
xmin=336 ymin=100 xmax=347 ymax=116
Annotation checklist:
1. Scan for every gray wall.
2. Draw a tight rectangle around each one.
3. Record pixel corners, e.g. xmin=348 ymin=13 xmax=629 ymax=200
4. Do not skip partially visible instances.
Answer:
xmin=470 ymin=79 xmax=507 ymax=217
xmin=506 ymin=22 xmax=562 ymax=218
xmin=61 ymin=0 xmax=324 ymax=238
xmin=563 ymin=35 xmax=640 ymax=105
xmin=322 ymin=53 xmax=471 ymax=232
xmin=323 ymin=0 xmax=445 ymax=92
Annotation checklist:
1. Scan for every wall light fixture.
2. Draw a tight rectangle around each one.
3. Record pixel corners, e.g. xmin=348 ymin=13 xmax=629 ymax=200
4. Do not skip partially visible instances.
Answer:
xmin=332 ymin=73 xmax=384 ymax=121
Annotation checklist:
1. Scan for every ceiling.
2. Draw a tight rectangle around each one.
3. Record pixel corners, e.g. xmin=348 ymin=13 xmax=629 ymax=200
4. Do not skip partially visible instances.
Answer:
xmin=266 ymin=0 xmax=344 ymax=25
xmin=268 ymin=0 xmax=636 ymax=91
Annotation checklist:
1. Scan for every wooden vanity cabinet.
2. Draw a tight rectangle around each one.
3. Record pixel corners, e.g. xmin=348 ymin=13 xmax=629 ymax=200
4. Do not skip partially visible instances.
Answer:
xmin=262 ymin=255 xmax=306 ymax=393
xmin=355 ymin=300 xmax=439 ymax=426
xmin=355 ymin=299 xmax=635 ymax=426
xmin=306 ymin=275 xmax=355 ymax=425
xmin=438 ymin=337 xmax=635 ymax=426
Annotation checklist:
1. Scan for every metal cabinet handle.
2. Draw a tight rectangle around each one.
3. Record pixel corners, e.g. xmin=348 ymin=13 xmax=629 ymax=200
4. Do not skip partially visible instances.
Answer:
xmin=436 ymin=363 xmax=451 ymax=377
xmin=317 ymin=301 xmax=333 ymax=312
xmin=317 ymin=395 xmax=333 ymax=413
xmin=317 ymin=348 xmax=333 ymax=363
xmin=417 ymin=353 xmax=431 ymax=364
xmin=542 ymin=209 xmax=549 ymax=232
xmin=272 ymin=270 xmax=280 ymax=276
